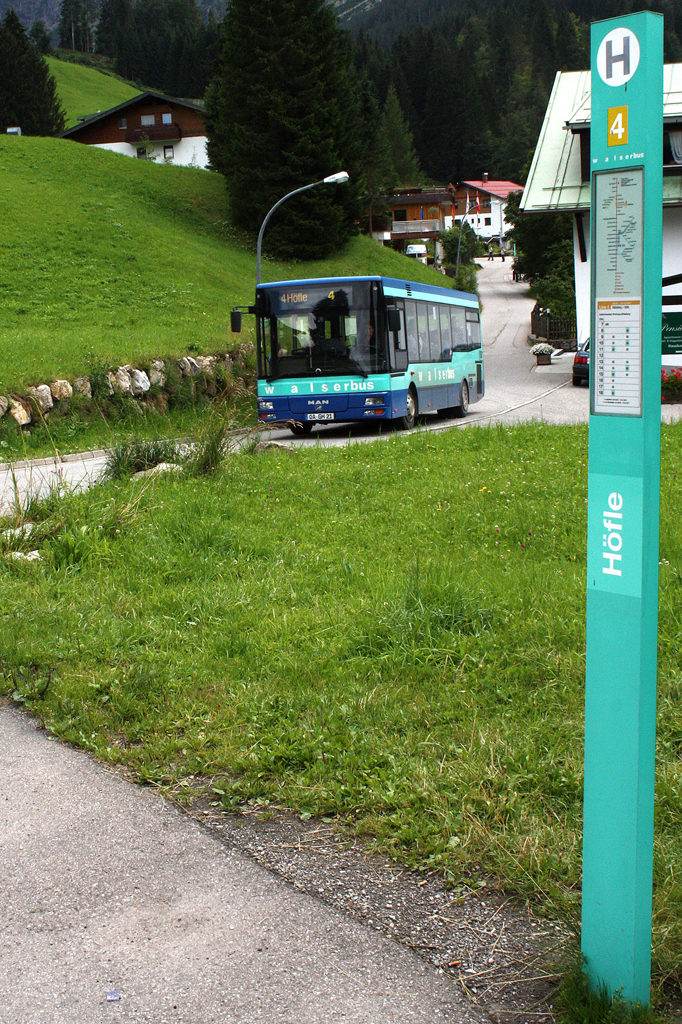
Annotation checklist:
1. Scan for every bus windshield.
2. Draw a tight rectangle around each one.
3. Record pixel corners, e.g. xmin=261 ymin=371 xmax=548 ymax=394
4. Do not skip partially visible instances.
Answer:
xmin=258 ymin=281 xmax=386 ymax=379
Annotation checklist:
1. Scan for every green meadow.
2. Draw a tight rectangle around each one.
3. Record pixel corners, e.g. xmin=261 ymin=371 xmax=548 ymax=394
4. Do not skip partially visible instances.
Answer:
xmin=0 ymin=136 xmax=445 ymax=393
xmin=47 ymin=56 xmax=141 ymax=128
xmin=1 ymin=421 xmax=681 ymax=994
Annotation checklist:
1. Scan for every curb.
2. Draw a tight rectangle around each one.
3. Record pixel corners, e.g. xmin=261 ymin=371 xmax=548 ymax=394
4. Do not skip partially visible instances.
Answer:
xmin=0 ymin=449 xmax=110 ymax=473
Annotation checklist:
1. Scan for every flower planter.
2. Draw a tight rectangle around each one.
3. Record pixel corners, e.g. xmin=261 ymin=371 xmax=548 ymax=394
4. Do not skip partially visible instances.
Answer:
xmin=536 ymin=353 xmax=552 ymax=365
xmin=662 ymin=391 xmax=682 ymax=403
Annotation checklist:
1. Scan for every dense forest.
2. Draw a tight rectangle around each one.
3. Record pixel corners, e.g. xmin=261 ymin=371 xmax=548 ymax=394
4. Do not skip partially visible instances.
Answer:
xmin=56 ymin=0 xmax=222 ymax=97
xmin=346 ymin=0 xmax=682 ymax=183
xmin=23 ymin=0 xmax=682 ymax=183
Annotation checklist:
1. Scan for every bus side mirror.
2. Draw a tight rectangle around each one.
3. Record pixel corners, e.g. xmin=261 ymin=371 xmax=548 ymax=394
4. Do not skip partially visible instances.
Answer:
xmin=387 ymin=308 xmax=401 ymax=333
xmin=231 ymin=309 xmax=242 ymax=333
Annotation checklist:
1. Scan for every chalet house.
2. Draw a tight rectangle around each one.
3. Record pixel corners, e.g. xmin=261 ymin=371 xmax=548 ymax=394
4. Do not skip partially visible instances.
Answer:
xmin=375 ymin=176 xmax=522 ymax=256
xmin=451 ymin=176 xmax=522 ymax=241
xmin=374 ymin=186 xmax=457 ymax=252
xmin=521 ymin=65 xmax=682 ymax=364
xmin=60 ymin=91 xmax=209 ymax=168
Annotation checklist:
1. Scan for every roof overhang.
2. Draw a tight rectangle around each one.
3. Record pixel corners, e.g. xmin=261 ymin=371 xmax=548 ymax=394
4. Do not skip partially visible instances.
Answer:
xmin=522 ymin=65 xmax=682 ymax=214
xmin=60 ymin=91 xmax=204 ymax=139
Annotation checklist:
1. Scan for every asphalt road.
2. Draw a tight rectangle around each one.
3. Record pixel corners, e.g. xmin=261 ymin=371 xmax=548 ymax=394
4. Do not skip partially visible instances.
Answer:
xmin=0 ymin=706 xmax=486 ymax=1024
xmin=2 ymin=260 xmax=679 ymax=512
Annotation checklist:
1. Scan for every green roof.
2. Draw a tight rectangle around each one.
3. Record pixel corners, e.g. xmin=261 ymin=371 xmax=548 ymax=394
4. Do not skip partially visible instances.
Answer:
xmin=521 ymin=66 xmax=682 ymax=214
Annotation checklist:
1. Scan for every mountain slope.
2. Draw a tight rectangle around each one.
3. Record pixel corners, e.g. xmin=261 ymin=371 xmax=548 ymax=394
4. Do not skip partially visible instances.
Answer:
xmin=46 ymin=56 xmax=141 ymax=127
xmin=0 ymin=136 xmax=448 ymax=390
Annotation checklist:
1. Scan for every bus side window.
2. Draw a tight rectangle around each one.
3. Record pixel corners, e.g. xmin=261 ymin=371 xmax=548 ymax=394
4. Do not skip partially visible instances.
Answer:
xmin=466 ymin=309 xmax=482 ymax=350
xmin=416 ymin=302 xmax=429 ymax=362
xmin=389 ymin=301 xmax=408 ymax=372
xmin=405 ymin=299 xmax=419 ymax=364
xmin=439 ymin=306 xmax=452 ymax=360
xmin=451 ymin=307 xmax=466 ymax=352
xmin=427 ymin=304 xmax=441 ymax=362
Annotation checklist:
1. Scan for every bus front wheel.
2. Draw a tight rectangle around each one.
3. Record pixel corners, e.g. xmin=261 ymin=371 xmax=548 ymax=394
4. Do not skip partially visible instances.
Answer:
xmin=454 ymin=380 xmax=469 ymax=418
xmin=396 ymin=388 xmax=417 ymax=430
xmin=289 ymin=420 xmax=313 ymax=436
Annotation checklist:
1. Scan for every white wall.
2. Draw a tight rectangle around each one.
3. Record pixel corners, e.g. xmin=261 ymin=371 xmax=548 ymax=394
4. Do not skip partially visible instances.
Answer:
xmin=94 ymin=136 xmax=209 ymax=169
xmin=454 ymin=198 xmax=509 ymax=240
xmin=661 ymin=207 xmax=682 ymax=366
xmin=573 ymin=205 xmax=682 ymax=364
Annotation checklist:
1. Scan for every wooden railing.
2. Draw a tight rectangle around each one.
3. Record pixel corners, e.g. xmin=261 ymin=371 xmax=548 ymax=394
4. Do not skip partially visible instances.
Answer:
xmin=125 ymin=124 xmax=182 ymax=143
xmin=531 ymin=305 xmax=577 ymax=350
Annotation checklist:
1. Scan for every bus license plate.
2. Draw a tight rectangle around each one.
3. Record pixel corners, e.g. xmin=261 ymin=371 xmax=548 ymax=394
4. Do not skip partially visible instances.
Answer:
xmin=307 ymin=412 xmax=334 ymax=421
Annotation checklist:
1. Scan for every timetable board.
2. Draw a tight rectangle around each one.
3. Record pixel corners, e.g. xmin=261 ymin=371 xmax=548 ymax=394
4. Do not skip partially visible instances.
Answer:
xmin=592 ymin=169 xmax=644 ymax=416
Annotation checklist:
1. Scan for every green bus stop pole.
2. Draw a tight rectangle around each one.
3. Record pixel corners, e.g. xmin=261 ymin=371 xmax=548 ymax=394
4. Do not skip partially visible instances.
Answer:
xmin=582 ymin=12 xmax=663 ymax=1002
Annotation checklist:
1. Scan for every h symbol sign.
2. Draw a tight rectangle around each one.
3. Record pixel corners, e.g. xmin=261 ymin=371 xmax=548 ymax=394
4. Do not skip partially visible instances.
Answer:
xmin=597 ymin=28 xmax=639 ymax=86
xmin=605 ymin=35 xmax=630 ymax=78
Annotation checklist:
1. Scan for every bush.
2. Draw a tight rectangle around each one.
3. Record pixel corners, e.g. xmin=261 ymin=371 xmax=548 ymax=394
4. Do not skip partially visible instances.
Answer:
xmin=451 ymin=263 xmax=479 ymax=298
xmin=440 ymin=222 xmax=478 ymax=267
xmin=528 ymin=238 xmax=576 ymax=318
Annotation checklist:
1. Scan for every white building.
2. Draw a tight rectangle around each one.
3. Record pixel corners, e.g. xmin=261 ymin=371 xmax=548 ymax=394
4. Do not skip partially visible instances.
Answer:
xmin=60 ymin=91 xmax=209 ymax=169
xmin=452 ymin=176 xmax=522 ymax=241
xmin=521 ymin=66 xmax=682 ymax=365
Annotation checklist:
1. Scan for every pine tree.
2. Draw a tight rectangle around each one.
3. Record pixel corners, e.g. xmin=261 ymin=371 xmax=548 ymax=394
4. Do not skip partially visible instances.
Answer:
xmin=0 ymin=9 xmax=65 ymax=136
xmin=205 ymin=0 xmax=363 ymax=259
xmin=28 ymin=20 xmax=52 ymax=54
xmin=58 ymin=0 xmax=84 ymax=50
xmin=382 ymin=85 xmax=421 ymax=185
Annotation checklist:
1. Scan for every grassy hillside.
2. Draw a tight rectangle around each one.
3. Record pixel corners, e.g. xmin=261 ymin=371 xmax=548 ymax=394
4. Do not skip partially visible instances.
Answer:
xmin=0 ymin=136 xmax=453 ymax=392
xmin=47 ymin=56 xmax=141 ymax=129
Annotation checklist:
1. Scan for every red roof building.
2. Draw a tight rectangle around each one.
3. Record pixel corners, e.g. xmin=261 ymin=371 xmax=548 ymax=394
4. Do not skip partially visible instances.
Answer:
xmin=451 ymin=174 xmax=523 ymax=240
xmin=376 ymin=174 xmax=523 ymax=254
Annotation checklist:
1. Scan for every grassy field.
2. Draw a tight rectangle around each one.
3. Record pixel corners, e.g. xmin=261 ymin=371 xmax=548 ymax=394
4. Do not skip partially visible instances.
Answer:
xmin=47 ymin=56 xmax=141 ymax=128
xmin=0 ymin=136 xmax=447 ymax=394
xmin=1 ymin=420 xmax=681 ymax=995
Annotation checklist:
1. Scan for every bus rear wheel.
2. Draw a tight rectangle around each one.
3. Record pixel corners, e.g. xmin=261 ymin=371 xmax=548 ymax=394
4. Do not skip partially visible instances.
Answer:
xmin=454 ymin=380 xmax=469 ymax=418
xmin=396 ymin=387 xmax=417 ymax=430
xmin=289 ymin=420 xmax=313 ymax=436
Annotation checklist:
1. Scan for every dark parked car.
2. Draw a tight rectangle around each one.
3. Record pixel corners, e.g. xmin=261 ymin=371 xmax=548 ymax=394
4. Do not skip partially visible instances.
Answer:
xmin=573 ymin=338 xmax=589 ymax=386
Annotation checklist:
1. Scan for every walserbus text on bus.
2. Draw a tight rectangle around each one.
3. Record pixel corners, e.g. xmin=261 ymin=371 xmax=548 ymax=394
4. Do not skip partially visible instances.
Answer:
xmin=232 ymin=275 xmax=484 ymax=435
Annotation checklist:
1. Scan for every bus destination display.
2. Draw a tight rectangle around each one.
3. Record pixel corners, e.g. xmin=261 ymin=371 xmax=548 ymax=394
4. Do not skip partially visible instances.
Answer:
xmin=593 ymin=169 xmax=643 ymax=416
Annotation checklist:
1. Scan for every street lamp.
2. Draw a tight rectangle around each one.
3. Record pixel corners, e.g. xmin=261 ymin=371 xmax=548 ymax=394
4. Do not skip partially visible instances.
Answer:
xmin=256 ymin=171 xmax=349 ymax=284
xmin=455 ymin=198 xmax=477 ymax=277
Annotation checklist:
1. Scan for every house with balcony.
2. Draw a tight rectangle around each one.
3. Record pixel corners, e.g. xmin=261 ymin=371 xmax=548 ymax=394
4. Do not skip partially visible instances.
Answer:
xmin=372 ymin=186 xmax=456 ymax=261
xmin=521 ymin=65 xmax=682 ymax=362
xmin=375 ymin=178 xmax=522 ymax=259
xmin=451 ymin=175 xmax=522 ymax=241
xmin=60 ymin=91 xmax=209 ymax=168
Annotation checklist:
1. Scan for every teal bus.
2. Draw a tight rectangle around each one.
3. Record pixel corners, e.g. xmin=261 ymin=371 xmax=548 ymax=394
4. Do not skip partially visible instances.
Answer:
xmin=234 ymin=275 xmax=484 ymax=435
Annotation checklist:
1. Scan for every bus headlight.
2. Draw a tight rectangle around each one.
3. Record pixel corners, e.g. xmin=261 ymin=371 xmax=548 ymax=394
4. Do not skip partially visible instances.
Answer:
xmin=364 ymin=395 xmax=384 ymax=406
xmin=258 ymin=400 xmax=274 ymax=410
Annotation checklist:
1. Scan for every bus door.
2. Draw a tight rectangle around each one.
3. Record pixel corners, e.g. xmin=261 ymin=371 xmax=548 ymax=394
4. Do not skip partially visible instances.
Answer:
xmin=465 ymin=309 xmax=483 ymax=397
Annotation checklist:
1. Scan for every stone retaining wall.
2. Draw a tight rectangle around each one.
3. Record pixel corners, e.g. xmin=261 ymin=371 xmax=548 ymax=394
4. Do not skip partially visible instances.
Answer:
xmin=0 ymin=346 xmax=254 ymax=430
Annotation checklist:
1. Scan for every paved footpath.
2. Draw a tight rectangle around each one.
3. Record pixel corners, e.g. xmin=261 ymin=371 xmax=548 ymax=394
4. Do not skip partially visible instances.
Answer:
xmin=0 ymin=449 xmax=109 ymax=516
xmin=0 ymin=707 xmax=486 ymax=1024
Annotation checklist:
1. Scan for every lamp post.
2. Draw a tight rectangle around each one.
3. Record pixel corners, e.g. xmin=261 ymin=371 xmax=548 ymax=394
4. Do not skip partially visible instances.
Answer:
xmin=455 ymin=199 xmax=476 ymax=277
xmin=256 ymin=171 xmax=349 ymax=284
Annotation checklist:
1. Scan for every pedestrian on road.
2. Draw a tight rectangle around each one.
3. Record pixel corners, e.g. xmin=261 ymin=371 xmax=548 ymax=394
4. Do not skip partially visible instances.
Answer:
xmin=487 ymin=243 xmax=494 ymax=261
xmin=500 ymin=245 xmax=506 ymax=262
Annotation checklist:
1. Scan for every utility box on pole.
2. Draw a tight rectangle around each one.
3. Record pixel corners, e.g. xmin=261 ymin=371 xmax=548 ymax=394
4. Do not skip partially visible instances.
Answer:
xmin=582 ymin=11 xmax=663 ymax=1002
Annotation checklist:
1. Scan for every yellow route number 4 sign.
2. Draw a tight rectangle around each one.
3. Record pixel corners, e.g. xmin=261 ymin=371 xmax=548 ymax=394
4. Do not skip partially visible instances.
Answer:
xmin=608 ymin=105 xmax=629 ymax=146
